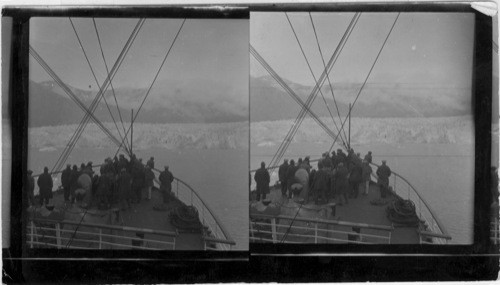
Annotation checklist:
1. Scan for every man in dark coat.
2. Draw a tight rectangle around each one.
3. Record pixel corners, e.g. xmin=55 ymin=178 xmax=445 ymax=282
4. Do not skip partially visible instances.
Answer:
xmin=286 ymin=160 xmax=298 ymax=199
xmin=117 ymin=168 xmax=132 ymax=210
xmin=348 ymin=162 xmax=363 ymax=199
xmin=334 ymin=163 xmax=349 ymax=205
xmin=254 ymin=162 xmax=270 ymax=201
xmin=159 ymin=166 xmax=174 ymax=203
xmin=147 ymin=157 xmax=155 ymax=169
xmin=364 ymin=151 xmax=373 ymax=164
xmin=131 ymin=159 xmax=145 ymax=203
xmin=311 ymin=161 xmax=329 ymax=204
xmin=278 ymin=159 xmax=289 ymax=197
xmin=37 ymin=167 xmax=53 ymax=206
xmin=376 ymin=160 xmax=392 ymax=198
xmin=96 ymin=173 xmax=112 ymax=210
xmin=26 ymin=170 xmax=35 ymax=206
xmin=336 ymin=149 xmax=346 ymax=165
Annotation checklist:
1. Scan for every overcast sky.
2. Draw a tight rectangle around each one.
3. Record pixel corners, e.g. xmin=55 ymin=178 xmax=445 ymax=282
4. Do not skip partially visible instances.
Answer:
xmin=250 ymin=12 xmax=474 ymax=89
xmin=30 ymin=17 xmax=248 ymax=95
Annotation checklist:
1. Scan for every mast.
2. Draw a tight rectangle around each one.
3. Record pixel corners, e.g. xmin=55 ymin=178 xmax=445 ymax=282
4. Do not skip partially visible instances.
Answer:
xmin=131 ymin=109 xmax=134 ymax=155
xmin=348 ymin=103 xmax=351 ymax=150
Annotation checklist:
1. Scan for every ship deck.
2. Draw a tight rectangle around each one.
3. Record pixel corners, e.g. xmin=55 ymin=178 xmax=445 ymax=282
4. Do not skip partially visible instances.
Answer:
xmin=254 ymin=181 xmax=421 ymax=244
xmin=45 ymin=188 xmax=205 ymax=250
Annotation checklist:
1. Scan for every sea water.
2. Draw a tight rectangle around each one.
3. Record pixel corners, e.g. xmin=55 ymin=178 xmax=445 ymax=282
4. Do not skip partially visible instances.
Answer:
xmin=28 ymin=147 xmax=249 ymax=250
xmin=251 ymin=142 xmax=474 ymax=244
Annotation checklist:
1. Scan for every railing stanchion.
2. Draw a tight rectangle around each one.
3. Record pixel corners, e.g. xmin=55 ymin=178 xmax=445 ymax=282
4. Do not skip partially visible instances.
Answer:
xmin=55 ymin=223 xmax=61 ymax=249
xmin=314 ymin=223 xmax=318 ymax=244
xmin=99 ymin=229 xmax=102 ymax=249
xmin=30 ymin=221 xmax=34 ymax=248
xmin=271 ymin=218 xmax=277 ymax=243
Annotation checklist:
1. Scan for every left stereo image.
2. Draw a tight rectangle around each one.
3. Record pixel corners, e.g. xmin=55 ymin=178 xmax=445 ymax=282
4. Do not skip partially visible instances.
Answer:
xmin=21 ymin=16 xmax=249 ymax=251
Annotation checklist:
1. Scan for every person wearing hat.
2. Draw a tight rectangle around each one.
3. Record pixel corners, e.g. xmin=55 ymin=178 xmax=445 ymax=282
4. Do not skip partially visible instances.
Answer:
xmin=159 ymin=166 xmax=174 ymax=203
xmin=26 ymin=170 xmax=35 ymax=206
xmin=376 ymin=160 xmax=392 ymax=198
xmin=37 ymin=167 xmax=53 ymax=206
xmin=61 ymin=164 xmax=72 ymax=202
xmin=147 ymin=156 xmax=155 ymax=169
xmin=278 ymin=159 xmax=289 ymax=197
xmin=254 ymin=162 xmax=271 ymax=202
xmin=364 ymin=151 xmax=373 ymax=164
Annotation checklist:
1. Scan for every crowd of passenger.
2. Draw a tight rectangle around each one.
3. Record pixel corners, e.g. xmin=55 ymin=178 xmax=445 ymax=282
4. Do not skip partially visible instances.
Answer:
xmin=27 ymin=154 xmax=175 ymax=211
xmin=254 ymin=148 xmax=392 ymax=205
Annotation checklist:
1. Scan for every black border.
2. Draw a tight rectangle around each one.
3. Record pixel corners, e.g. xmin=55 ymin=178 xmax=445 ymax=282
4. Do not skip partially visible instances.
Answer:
xmin=2 ymin=3 xmax=498 ymax=282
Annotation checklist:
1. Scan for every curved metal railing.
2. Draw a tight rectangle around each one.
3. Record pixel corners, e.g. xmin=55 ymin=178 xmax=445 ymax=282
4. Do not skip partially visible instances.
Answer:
xmin=250 ymin=213 xmax=393 ymax=244
xmin=27 ymin=217 xmax=178 ymax=250
xmin=30 ymin=163 xmax=235 ymax=250
xmin=250 ymin=158 xmax=452 ymax=244
xmin=369 ymin=162 xmax=452 ymax=244
xmin=151 ymin=168 xmax=235 ymax=250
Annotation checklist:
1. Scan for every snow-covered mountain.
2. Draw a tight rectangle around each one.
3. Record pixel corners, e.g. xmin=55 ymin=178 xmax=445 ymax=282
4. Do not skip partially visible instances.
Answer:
xmin=250 ymin=75 xmax=472 ymax=122
xmin=27 ymin=79 xmax=248 ymax=127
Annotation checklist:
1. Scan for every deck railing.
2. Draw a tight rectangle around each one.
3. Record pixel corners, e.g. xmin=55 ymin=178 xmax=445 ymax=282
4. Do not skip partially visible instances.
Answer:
xmin=27 ymin=217 xmax=178 ymax=250
xmin=152 ymin=168 xmax=235 ymax=250
xmin=368 ymin=162 xmax=452 ymax=244
xmin=32 ymin=164 xmax=235 ymax=250
xmin=250 ymin=213 xmax=393 ymax=244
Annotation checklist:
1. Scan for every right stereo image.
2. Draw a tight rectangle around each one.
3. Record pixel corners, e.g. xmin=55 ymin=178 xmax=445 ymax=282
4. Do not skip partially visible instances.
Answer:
xmin=249 ymin=12 xmax=477 ymax=245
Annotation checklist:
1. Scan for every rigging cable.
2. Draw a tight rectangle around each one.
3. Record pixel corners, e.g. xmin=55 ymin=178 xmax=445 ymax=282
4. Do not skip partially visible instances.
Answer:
xmin=266 ymin=12 xmax=361 ymax=172
xmin=271 ymin=13 xmax=360 ymax=169
xmin=285 ymin=13 xmax=347 ymax=147
xmin=52 ymin=18 xmax=144 ymax=173
xmin=113 ymin=18 xmax=187 ymax=158
xmin=328 ymin=13 xmax=400 ymax=153
xmin=250 ymin=47 xmax=343 ymax=168
xmin=66 ymin=18 xmax=130 ymax=154
xmin=92 ymin=18 xmax=132 ymax=153
xmin=52 ymin=18 xmax=145 ymax=173
xmin=309 ymin=12 xmax=349 ymax=144
xmin=29 ymin=48 xmax=124 ymax=174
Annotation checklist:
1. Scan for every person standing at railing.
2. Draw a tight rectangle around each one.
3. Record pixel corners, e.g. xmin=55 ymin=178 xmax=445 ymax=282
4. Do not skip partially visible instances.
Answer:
xmin=361 ymin=159 xmax=372 ymax=196
xmin=376 ymin=160 xmax=392 ymax=199
xmin=364 ymin=151 xmax=373 ymax=164
xmin=311 ymin=160 xmax=328 ymax=204
xmin=348 ymin=161 xmax=362 ymax=199
xmin=254 ymin=162 xmax=271 ymax=201
xmin=37 ymin=167 xmax=53 ymax=206
xmin=159 ymin=166 xmax=174 ymax=203
xmin=278 ymin=159 xmax=289 ymax=198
